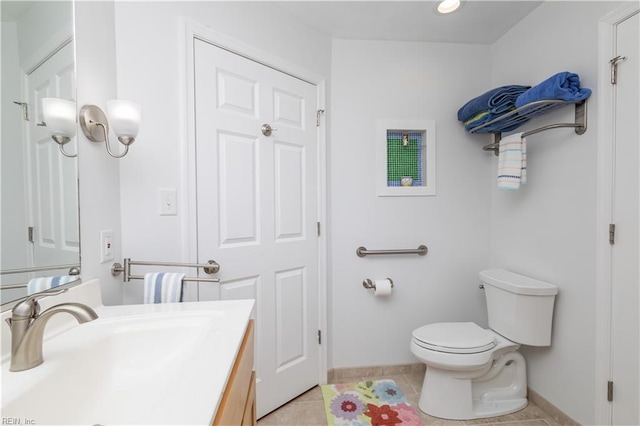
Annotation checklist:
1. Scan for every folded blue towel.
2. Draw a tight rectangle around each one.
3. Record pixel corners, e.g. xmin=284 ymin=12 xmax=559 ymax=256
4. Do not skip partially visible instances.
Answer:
xmin=464 ymin=110 xmax=530 ymax=133
xmin=458 ymin=85 xmax=531 ymax=122
xmin=27 ymin=275 xmax=79 ymax=295
xmin=515 ymin=72 xmax=591 ymax=108
xmin=143 ymin=272 xmax=185 ymax=304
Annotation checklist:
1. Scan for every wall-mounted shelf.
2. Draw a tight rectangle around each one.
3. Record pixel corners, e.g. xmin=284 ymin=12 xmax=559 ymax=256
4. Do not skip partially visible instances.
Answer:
xmin=376 ymin=119 xmax=437 ymax=196
xmin=468 ymin=99 xmax=588 ymax=156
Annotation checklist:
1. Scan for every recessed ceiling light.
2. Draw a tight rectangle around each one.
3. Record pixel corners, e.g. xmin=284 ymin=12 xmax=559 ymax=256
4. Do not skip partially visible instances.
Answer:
xmin=436 ymin=0 xmax=462 ymax=14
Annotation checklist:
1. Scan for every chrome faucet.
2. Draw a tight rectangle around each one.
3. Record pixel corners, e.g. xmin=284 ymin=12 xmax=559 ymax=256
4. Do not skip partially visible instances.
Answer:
xmin=5 ymin=287 xmax=98 ymax=372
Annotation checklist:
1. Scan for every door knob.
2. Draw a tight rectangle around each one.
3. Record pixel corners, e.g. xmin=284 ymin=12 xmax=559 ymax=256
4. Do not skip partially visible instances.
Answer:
xmin=261 ymin=123 xmax=277 ymax=136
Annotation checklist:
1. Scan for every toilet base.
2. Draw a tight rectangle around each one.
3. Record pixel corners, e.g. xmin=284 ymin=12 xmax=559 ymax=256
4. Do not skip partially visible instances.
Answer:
xmin=418 ymin=351 xmax=528 ymax=420
xmin=470 ymin=398 xmax=528 ymax=420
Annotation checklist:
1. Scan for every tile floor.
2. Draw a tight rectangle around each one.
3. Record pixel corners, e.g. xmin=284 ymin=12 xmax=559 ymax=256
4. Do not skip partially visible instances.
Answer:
xmin=257 ymin=371 xmax=565 ymax=426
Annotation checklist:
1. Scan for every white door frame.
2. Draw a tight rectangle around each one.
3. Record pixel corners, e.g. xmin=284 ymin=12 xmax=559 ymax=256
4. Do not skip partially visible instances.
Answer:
xmin=594 ymin=3 xmax=640 ymax=425
xmin=180 ymin=19 xmax=328 ymax=385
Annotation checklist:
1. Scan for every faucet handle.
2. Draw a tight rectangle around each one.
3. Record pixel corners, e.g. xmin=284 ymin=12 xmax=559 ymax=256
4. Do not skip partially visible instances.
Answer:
xmin=12 ymin=287 xmax=70 ymax=319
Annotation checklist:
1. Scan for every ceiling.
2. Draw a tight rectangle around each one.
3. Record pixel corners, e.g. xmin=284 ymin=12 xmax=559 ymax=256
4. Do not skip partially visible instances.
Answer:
xmin=1 ymin=1 xmax=34 ymax=22
xmin=2 ymin=1 xmax=543 ymax=44
xmin=275 ymin=1 xmax=543 ymax=44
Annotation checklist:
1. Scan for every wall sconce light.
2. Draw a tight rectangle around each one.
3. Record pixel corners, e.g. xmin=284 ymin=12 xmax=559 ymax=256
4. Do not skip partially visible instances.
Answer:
xmin=79 ymin=100 xmax=141 ymax=158
xmin=41 ymin=98 xmax=77 ymax=158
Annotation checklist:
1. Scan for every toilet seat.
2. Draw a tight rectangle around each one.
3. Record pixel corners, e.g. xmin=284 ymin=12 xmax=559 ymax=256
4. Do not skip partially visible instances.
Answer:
xmin=412 ymin=322 xmax=496 ymax=354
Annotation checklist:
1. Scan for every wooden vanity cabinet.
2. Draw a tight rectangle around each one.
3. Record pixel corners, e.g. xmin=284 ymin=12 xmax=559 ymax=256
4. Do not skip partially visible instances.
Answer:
xmin=212 ymin=320 xmax=256 ymax=426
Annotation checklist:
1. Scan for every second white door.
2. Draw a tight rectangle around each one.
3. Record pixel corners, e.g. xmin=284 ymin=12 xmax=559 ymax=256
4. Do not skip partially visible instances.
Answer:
xmin=610 ymin=10 xmax=639 ymax=426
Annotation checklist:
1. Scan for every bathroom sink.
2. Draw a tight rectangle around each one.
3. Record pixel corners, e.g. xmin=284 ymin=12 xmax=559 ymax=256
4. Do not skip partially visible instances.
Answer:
xmin=1 ymin=300 xmax=254 ymax=425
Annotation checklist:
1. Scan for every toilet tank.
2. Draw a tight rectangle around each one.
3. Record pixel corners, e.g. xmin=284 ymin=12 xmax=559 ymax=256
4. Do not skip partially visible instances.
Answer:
xmin=480 ymin=269 xmax=558 ymax=346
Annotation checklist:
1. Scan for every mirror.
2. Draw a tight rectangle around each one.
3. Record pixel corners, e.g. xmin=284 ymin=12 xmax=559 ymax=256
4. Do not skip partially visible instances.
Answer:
xmin=1 ymin=1 xmax=80 ymax=307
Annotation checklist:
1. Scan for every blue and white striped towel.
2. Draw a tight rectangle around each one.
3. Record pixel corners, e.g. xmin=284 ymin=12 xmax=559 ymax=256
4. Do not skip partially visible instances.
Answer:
xmin=27 ymin=275 xmax=78 ymax=295
xmin=143 ymin=272 xmax=185 ymax=304
xmin=497 ymin=132 xmax=527 ymax=190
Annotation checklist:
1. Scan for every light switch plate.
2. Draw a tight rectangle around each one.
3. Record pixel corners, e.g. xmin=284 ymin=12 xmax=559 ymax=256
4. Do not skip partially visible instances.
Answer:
xmin=159 ymin=188 xmax=178 ymax=216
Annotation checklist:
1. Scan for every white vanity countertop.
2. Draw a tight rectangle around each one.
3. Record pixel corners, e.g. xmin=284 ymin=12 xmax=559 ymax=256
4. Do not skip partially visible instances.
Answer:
xmin=1 ymin=279 xmax=255 ymax=425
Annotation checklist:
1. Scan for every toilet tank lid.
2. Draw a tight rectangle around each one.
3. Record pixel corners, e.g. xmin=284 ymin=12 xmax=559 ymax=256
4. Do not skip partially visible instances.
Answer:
xmin=480 ymin=269 xmax=558 ymax=296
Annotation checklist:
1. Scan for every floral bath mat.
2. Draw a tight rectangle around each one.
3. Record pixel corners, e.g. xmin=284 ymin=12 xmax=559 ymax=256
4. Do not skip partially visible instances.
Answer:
xmin=321 ymin=379 xmax=424 ymax=425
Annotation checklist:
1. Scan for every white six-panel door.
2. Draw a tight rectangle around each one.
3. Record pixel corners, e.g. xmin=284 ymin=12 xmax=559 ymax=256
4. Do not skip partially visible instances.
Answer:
xmin=25 ymin=41 xmax=79 ymax=268
xmin=193 ymin=38 xmax=319 ymax=417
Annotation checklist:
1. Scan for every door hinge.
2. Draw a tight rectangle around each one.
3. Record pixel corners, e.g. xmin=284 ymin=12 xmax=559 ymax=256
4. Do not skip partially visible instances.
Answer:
xmin=318 ymin=329 xmax=322 ymax=345
xmin=316 ymin=109 xmax=325 ymax=127
xmin=609 ymin=223 xmax=616 ymax=245
xmin=317 ymin=221 xmax=321 ymax=237
xmin=27 ymin=226 xmax=34 ymax=243
xmin=609 ymin=56 xmax=627 ymax=84
xmin=607 ymin=381 xmax=614 ymax=402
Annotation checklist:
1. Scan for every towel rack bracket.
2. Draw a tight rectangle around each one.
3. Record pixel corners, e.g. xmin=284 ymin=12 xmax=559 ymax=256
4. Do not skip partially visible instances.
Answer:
xmin=111 ymin=262 xmax=130 ymax=282
xmin=111 ymin=262 xmax=123 ymax=277
xmin=574 ymin=100 xmax=587 ymax=135
xmin=479 ymin=100 xmax=587 ymax=156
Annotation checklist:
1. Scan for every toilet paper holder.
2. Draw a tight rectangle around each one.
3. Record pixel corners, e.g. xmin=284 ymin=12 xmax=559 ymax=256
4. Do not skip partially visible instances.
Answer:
xmin=362 ymin=278 xmax=394 ymax=290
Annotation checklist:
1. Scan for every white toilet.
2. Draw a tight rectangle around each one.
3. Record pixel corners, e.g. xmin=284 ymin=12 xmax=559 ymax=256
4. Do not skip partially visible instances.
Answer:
xmin=410 ymin=269 xmax=558 ymax=420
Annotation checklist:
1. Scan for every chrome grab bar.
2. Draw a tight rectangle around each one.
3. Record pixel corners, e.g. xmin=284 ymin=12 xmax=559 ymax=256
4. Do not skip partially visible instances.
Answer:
xmin=111 ymin=258 xmax=220 ymax=283
xmin=356 ymin=245 xmax=428 ymax=257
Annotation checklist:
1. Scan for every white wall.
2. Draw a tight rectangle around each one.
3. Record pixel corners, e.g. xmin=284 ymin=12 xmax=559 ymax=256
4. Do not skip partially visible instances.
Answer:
xmin=75 ymin=1 xmax=123 ymax=305
xmin=14 ymin=1 xmax=72 ymax=66
xmin=489 ymin=2 xmax=624 ymax=424
xmin=112 ymin=2 xmax=332 ymax=304
xmin=329 ymin=40 xmax=493 ymax=367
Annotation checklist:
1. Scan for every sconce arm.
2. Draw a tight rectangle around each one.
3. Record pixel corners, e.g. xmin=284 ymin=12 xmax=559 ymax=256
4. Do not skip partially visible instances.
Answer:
xmin=58 ymin=144 xmax=78 ymax=158
xmin=79 ymin=103 xmax=139 ymax=159
xmin=96 ymin=122 xmax=129 ymax=159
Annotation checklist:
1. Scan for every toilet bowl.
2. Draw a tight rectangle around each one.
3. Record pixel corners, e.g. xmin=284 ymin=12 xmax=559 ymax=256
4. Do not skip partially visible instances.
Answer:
xmin=410 ymin=269 xmax=558 ymax=420
xmin=410 ymin=322 xmax=527 ymax=420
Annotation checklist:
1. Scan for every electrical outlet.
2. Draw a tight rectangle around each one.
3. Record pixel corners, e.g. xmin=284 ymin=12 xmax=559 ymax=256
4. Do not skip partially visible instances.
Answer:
xmin=159 ymin=188 xmax=178 ymax=216
xmin=100 ymin=230 xmax=114 ymax=263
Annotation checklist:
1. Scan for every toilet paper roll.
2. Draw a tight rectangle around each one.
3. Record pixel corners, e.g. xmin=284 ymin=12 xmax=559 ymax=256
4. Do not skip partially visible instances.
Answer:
xmin=374 ymin=279 xmax=393 ymax=296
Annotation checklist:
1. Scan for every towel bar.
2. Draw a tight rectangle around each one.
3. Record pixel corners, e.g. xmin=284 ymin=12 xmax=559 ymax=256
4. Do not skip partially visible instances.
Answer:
xmin=0 ymin=264 xmax=80 ymax=276
xmin=477 ymin=99 xmax=588 ymax=155
xmin=111 ymin=258 xmax=220 ymax=283
xmin=2 ymin=283 xmax=28 ymax=290
xmin=356 ymin=245 xmax=428 ymax=257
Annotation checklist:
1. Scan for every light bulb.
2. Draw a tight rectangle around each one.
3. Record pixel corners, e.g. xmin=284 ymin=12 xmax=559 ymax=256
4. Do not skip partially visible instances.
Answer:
xmin=42 ymin=98 xmax=77 ymax=138
xmin=107 ymin=100 xmax=141 ymax=140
